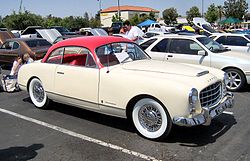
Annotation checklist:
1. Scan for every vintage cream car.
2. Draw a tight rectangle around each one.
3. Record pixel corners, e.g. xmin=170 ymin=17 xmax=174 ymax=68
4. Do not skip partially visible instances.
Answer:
xmin=18 ymin=36 xmax=234 ymax=140
xmin=141 ymin=34 xmax=250 ymax=91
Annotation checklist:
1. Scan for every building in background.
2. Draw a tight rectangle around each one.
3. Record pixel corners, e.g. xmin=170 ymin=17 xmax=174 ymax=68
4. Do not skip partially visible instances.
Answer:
xmin=100 ymin=5 xmax=159 ymax=27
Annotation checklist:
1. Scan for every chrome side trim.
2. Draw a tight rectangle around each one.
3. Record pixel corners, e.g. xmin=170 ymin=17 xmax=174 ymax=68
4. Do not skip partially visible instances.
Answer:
xmin=46 ymin=91 xmax=126 ymax=118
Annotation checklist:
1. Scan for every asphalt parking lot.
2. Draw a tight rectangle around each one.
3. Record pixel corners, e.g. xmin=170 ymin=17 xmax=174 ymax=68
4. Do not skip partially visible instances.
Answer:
xmin=0 ymin=69 xmax=249 ymax=161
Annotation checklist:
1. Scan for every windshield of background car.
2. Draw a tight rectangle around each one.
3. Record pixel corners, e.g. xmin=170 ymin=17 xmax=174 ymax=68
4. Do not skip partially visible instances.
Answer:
xmin=197 ymin=37 xmax=227 ymax=53
xmin=25 ymin=39 xmax=52 ymax=48
xmin=202 ymin=24 xmax=217 ymax=33
xmin=245 ymin=35 xmax=250 ymax=40
xmin=95 ymin=42 xmax=149 ymax=67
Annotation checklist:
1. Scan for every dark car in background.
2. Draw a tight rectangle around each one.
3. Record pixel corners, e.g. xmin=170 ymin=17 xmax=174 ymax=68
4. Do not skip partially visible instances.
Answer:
xmin=49 ymin=26 xmax=76 ymax=35
xmin=0 ymin=38 xmax=51 ymax=64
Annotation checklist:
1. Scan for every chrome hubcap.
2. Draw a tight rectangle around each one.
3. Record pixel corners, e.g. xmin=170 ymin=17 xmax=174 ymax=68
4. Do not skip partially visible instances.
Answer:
xmin=226 ymin=71 xmax=241 ymax=89
xmin=138 ymin=104 xmax=162 ymax=132
xmin=32 ymin=82 xmax=44 ymax=103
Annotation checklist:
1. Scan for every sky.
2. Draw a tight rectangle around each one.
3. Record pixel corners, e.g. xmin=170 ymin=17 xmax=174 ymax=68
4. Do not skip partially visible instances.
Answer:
xmin=0 ymin=0 xmax=249 ymax=18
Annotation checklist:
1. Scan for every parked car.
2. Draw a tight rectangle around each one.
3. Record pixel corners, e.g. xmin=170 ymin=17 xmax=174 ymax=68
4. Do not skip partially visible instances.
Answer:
xmin=210 ymin=33 xmax=250 ymax=53
xmin=0 ymin=31 xmax=15 ymax=46
xmin=49 ymin=26 xmax=76 ymax=35
xmin=53 ymin=35 xmax=83 ymax=44
xmin=143 ymin=31 xmax=170 ymax=39
xmin=192 ymin=17 xmax=218 ymax=36
xmin=0 ymin=38 xmax=51 ymax=64
xmin=18 ymin=36 xmax=234 ymax=140
xmin=141 ymin=34 xmax=250 ymax=91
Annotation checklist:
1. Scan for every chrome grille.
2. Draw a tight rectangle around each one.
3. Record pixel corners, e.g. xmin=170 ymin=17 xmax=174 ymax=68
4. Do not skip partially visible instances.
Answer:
xmin=200 ymin=82 xmax=222 ymax=108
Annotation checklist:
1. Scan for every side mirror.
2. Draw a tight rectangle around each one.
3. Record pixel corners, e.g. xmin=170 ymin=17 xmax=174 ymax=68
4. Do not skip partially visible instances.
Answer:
xmin=247 ymin=43 xmax=250 ymax=47
xmin=198 ymin=50 xmax=206 ymax=56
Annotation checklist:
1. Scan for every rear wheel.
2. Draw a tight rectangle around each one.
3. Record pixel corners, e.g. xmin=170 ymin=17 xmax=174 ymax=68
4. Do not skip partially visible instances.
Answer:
xmin=29 ymin=78 xmax=49 ymax=109
xmin=132 ymin=98 xmax=172 ymax=140
xmin=224 ymin=68 xmax=246 ymax=92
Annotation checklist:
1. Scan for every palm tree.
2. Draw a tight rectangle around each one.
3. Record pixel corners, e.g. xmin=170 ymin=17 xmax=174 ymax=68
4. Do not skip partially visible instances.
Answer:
xmin=217 ymin=5 xmax=224 ymax=21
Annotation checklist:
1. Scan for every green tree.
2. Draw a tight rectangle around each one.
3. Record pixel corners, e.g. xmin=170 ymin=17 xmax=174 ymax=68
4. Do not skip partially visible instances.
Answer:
xmin=3 ymin=10 xmax=44 ymax=30
xmin=205 ymin=4 xmax=219 ymax=23
xmin=0 ymin=16 xmax=5 ymax=28
xmin=186 ymin=6 xmax=201 ymax=22
xmin=130 ymin=14 xmax=140 ymax=25
xmin=83 ymin=12 xmax=90 ymax=27
xmin=217 ymin=5 xmax=224 ymax=21
xmin=148 ymin=11 xmax=156 ymax=21
xmin=112 ymin=13 xmax=123 ymax=22
xmin=224 ymin=0 xmax=248 ymax=20
xmin=163 ymin=7 xmax=178 ymax=25
xmin=43 ymin=14 xmax=63 ymax=27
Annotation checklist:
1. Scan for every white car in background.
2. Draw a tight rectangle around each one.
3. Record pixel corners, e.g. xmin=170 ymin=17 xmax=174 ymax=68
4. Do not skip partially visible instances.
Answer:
xmin=141 ymin=34 xmax=250 ymax=91
xmin=211 ymin=33 xmax=250 ymax=53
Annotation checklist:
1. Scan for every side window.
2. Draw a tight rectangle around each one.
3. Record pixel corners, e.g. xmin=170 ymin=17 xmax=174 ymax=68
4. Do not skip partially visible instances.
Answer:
xmin=151 ymin=38 xmax=169 ymax=52
xmin=46 ymin=48 xmax=64 ymax=64
xmin=96 ymin=44 xmax=119 ymax=66
xmin=1 ymin=41 xmax=13 ymax=50
xmin=216 ymin=36 xmax=226 ymax=45
xmin=12 ymin=42 xmax=20 ymax=50
xmin=140 ymin=38 xmax=157 ymax=50
xmin=226 ymin=36 xmax=249 ymax=46
xmin=169 ymin=39 xmax=202 ymax=55
xmin=155 ymin=24 xmax=161 ymax=28
xmin=63 ymin=47 xmax=96 ymax=68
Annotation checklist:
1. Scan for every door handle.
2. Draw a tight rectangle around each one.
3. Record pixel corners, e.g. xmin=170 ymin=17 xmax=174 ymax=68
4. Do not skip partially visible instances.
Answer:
xmin=167 ymin=55 xmax=173 ymax=57
xmin=57 ymin=72 xmax=64 ymax=75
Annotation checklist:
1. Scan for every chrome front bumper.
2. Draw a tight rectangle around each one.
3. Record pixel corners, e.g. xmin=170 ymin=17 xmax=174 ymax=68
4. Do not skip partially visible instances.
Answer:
xmin=173 ymin=92 xmax=234 ymax=127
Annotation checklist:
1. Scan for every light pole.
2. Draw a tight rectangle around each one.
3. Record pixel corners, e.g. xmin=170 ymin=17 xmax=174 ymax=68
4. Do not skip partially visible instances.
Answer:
xmin=201 ymin=0 xmax=204 ymax=18
xmin=117 ymin=0 xmax=120 ymax=20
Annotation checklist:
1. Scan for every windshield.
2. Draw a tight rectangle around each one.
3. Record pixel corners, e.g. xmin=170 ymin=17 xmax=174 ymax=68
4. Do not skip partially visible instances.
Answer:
xmin=95 ymin=42 xmax=149 ymax=67
xmin=245 ymin=34 xmax=250 ymax=40
xmin=202 ymin=24 xmax=217 ymax=33
xmin=197 ymin=37 xmax=229 ymax=53
xmin=55 ymin=27 xmax=70 ymax=33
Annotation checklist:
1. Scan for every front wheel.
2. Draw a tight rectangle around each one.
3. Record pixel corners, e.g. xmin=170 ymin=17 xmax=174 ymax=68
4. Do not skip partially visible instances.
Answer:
xmin=132 ymin=98 xmax=172 ymax=140
xmin=224 ymin=68 xmax=246 ymax=92
xmin=29 ymin=78 xmax=49 ymax=109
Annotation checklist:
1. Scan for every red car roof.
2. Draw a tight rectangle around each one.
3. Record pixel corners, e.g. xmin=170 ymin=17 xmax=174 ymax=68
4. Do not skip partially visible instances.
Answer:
xmin=42 ymin=36 xmax=133 ymax=66
xmin=50 ymin=36 xmax=132 ymax=51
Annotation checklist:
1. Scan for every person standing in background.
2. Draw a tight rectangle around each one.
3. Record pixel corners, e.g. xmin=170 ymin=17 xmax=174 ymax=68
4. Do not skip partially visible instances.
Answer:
xmin=123 ymin=20 xmax=144 ymax=44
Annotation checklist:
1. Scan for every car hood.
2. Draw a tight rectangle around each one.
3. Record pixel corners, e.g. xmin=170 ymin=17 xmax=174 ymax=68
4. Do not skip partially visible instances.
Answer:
xmin=36 ymin=29 xmax=62 ymax=44
xmin=122 ymin=60 xmax=209 ymax=77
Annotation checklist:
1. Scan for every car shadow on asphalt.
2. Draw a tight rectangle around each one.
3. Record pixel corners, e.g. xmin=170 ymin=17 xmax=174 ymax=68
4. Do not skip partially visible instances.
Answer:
xmin=23 ymin=97 xmax=236 ymax=146
xmin=166 ymin=113 xmax=237 ymax=147
xmin=39 ymin=100 xmax=136 ymax=133
xmin=0 ymin=144 xmax=44 ymax=161
xmin=241 ymin=84 xmax=250 ymax=92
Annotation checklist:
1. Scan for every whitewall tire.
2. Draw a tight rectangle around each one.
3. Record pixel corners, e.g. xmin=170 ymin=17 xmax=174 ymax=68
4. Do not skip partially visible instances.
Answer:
xmin=29 ymin=78 xmax=49 ymax=109
xmin=132 ymin=98 xmax=172 ymax=140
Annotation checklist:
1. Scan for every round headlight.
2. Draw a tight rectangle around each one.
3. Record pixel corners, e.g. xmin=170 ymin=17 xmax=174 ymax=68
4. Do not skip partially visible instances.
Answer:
xmin=189 ymin=88 xmax=198 ymax=105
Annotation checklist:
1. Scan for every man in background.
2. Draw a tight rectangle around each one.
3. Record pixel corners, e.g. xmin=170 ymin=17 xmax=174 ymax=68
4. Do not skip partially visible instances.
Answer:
xmin=123 ymin=20 xmax=144 ymax=44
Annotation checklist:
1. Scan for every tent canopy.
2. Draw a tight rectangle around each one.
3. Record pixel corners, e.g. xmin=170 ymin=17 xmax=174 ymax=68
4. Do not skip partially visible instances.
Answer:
xmin=219 ymin=17 xmax=242 ymax=24
xmin=137 ymin=19 xmax=156 ymax=27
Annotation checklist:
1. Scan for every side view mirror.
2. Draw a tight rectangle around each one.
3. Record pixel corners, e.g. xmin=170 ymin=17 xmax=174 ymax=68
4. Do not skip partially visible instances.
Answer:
xmin=198 ymin=50 xmax=206 ymax=56
xmin=247 ymin=43 xmax=250 ymax=47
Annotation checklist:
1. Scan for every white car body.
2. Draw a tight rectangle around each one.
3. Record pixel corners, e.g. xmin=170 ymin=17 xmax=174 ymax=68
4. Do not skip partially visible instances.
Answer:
xmin=18 ymin=36 xmax=234 ymax=140
xmin=142 ymin=34 xmax=250 ymax=91
xmin=211 ymin=33 xmax=250 ymax=53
